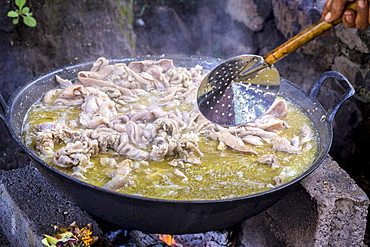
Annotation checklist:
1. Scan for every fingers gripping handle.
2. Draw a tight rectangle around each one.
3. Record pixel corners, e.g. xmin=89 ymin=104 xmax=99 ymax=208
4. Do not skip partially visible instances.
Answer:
xmin=264 ymin=1 xmax=361 ymax=65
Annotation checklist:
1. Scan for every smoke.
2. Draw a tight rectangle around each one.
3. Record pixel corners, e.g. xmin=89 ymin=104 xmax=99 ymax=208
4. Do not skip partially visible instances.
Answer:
xmin=133 ymin=0 xmax=282 ymax=59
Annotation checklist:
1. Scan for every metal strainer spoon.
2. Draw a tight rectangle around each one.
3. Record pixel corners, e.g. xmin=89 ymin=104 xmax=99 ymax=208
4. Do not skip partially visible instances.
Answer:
xmin=197 ymin=55 xmax=279 ymax=127
xmin=197 ymin=1 xmax=360 ymax=127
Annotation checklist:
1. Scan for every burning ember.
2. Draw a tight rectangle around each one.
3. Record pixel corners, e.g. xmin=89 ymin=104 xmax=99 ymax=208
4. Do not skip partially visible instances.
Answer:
xmin=157 ymin=234 xmax=176 ymax=246
xmin=130 ymin=228 xmax=237 ymax=247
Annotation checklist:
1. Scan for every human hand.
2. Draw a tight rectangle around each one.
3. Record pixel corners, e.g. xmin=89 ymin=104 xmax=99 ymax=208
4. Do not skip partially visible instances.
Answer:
xmin=322 ymin=0 xmax=370 ymax=29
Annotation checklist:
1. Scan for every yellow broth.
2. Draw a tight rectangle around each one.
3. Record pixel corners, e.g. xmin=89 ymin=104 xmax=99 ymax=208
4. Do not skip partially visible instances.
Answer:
xmin=23 ymin=95 xmax=318 ymax=201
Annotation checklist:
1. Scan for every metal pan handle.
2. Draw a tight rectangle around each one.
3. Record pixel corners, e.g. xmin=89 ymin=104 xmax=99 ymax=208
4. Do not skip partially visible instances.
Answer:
xmin=308 ymin=71 xmax=355 ymax=123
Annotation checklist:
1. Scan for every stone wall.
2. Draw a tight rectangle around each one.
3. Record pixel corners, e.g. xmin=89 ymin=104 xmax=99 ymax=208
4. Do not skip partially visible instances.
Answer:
xmin=0 ymin=0 xmax=136 ymax=169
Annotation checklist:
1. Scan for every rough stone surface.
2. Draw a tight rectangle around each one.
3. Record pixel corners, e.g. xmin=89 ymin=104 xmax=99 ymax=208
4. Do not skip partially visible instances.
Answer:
xmin=226 ymin=0 xmax=265 ymax=31
xmin=301 ymin=157 xmax=369 ymax=247
xmin=134 ymin=0 xmax=261 ymax=58
xmin=0 ymin=0 xmax=135 ymax=102
xmin=0 ymin=164 xmax=101 ymax=247
xmin=238 ymin=156 xmax=369 ymax=247
xmin=238 ymin=188 xmax=317 ymax=247
xmin=1 ymin=156 xmax=368 ymax=246
xmin=0 ymin=227 xmax=11 ymax=247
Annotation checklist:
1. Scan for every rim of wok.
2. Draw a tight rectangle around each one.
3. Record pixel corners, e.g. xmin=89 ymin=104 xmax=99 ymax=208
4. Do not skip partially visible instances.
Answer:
xmin=9 ymin=54 xmax=329 ymax=204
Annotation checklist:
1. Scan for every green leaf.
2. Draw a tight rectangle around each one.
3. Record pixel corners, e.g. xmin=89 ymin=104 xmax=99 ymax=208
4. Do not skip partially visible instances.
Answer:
xmin=41 ymin=234 xmax=58 ymax=246
xmin=7 ymin=11 xmax=19 ymax=18
xmin=15 ymin=0 xmax=26 ymax=10
xmin=21 ymin=7 xmax=30 ymax=14
xmin=41 ymin=238 xmax=51 ymax=247
xmin=23 ymin=16 xmax=37 ymax=27
xmin=12 ymin=18 xmax=19 ymax=25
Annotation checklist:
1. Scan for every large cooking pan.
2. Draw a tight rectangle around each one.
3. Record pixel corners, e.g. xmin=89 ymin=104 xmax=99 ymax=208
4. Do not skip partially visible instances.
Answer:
xmin=0 ymin=55 xmax=354 ymax=234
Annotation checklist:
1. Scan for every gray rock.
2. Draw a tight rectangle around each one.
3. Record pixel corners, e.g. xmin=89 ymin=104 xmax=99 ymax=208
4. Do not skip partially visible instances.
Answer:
xmin=0 ymin=164 xmax=101 ymax=247
xmin=237 ymin=156 xmax=369 ymax=247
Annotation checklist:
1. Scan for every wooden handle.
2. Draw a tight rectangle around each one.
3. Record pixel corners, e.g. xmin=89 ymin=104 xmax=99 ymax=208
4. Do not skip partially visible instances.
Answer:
xmin=264 ymin=1 xmax=359 ymax=65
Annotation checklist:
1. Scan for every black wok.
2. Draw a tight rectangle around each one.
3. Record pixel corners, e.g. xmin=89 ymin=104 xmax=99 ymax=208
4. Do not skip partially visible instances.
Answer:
xmin=0 ymin=55 xmax=354 ymax=234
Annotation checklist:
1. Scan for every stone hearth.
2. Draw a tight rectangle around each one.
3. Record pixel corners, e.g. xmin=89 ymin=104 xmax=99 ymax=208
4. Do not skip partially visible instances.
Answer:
xmin=1 ymin=155 xmax=368 ymax=246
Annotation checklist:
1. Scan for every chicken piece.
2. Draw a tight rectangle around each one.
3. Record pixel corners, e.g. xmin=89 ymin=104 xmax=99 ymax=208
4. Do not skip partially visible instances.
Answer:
xmin=71 ymin=154 xmax=94 ymax=180
xmin=125 ymin=121 xmax=143 ymax=144
xmin=194 ymin=121 xmax=216 ymax=133
xmin=156 ymin=86 xmax=186 ymax=105
xmin=240 ymin=126 xmax=280 ymax=142
xmin=242 ymin=135 xmax=264 ymax=146
xmin=42 ymin=88 xmax=63 ymax=105
xmin=150 ymin=133 xmax=177 ymax=161
xmin=173 ymin=169 xmax=188 ymax=183
xmin=115 ymin=133 xmax=149 ymax=160
xmin=129 ymin=109 xmax=155 ymax=122
xmin=53 ymin=98 xmax=84 ymax=107
xmin=79 ymin=62 xmax=115 ymax=80
xmin=100 ymin=157 xmax=117 ymax=168
xmin=101 ymin=87 xmax=121 ymax=98
xmin=128 ymin=59 xmax=175 ymax=73
xmin=52 ymin=85 xmax=86 ymax=107
xmin=103 ymin=159 xmax=133 ymax=191
xmin=58 ymin=85 xmax=85 ymax=99
xmin=80 ymin=88 xmax=118 ymax=128
xmin=168 ymin=132 xmax=203 ymax=167
xmin=216 ymin=130 xmax=257 ymax=154
xmin=154 ymin=118 xmax=181 ymax=137
xmin=257 ymin=154 xmax=279 ymax=168
xmin=125 ymin=65 xmax=156 ymax=90
xmin=128 ymin=59 xmax=177 ymax=90
xmin=176 ymin=132 xmax=203 ymax=156
xmin=273 ymin=176 xmax=283 ymax=186
xmin=78 ymin=75 xmax=115 ymax=88
xmin=217 ymin=141 xmax=227 ymax=151
xmin=182 ymin=111 xmax=201 ymax=128
xmin=35 ymin=122 xmax=78 ymax=155
xmin=252 ymin=115 xmax=289 ymax=132
xmin=55 ymin=75 xmax=73 ymax=88
xmin=36 ymin=130 xmax=55 ymax=155
xmin=182 ymin=84 xmax=197 ymax=104
xmin=53 ymin=140 xmax=99 ymax=167
xmin=300 ymin=125 xmax=313 ymax=144
xmin=149 ymin=105 xmax=169 ymax=118
xmin=165 ymin=67 xmax=192 ymax=87
xmin=264 ymin=100 xmax=288 ymax=118
xmin=142 ymin=123 xmax=156 ymax=142
xmin=271 ymin=137 xmax=301 ymax=154
xmin=89 ymin=128 xmax=121 ymax=153
xmin=91 ymin=57 xmax=109 ymax=72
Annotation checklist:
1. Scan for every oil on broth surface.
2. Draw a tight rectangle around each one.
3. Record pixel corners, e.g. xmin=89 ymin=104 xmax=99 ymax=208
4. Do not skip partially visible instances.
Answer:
xmin=23 ymin=97 xmax=318 ymax=201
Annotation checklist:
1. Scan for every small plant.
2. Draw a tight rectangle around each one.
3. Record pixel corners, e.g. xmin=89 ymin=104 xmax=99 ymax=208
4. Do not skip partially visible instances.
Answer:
xmin=7 ymin=0 xmax=37 ymax=27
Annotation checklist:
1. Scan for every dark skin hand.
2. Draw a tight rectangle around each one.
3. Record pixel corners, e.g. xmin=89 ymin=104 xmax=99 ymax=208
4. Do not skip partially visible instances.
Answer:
xmin=322 ymin=0 xmax=370 ymax=29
